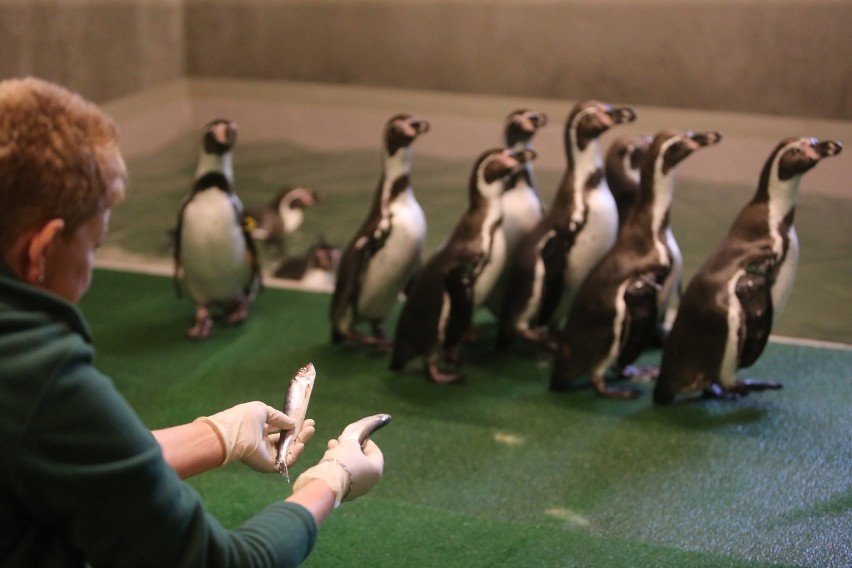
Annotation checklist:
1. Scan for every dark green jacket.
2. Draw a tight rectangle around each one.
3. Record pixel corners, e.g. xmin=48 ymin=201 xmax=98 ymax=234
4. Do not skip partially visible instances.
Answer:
xmin=0 ymin=263 xmax=317 ymax=566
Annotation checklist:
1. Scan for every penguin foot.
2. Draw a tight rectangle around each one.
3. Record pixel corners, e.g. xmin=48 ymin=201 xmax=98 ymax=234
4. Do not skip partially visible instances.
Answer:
xmin=425 ymin=362 xmax=465 ymax=385
xmin=737 ymin=379 xmax=783 ymax=392
xmin=187 ymin=312 xmax=214 ymax=340
xmin=518 ymin=329 xmax=558 ymax=352
xmin=595 ymin=385 xmax=642 ymax=400
xmin=620 ymin=364 xmax=659 ymax=383
xmin=592 ymin=375 xmax=641 ymax=400
xmin=703 ymin=380 xmax=783 ymax=401
xmin=224 ymin=297 xmax=251 ymax=325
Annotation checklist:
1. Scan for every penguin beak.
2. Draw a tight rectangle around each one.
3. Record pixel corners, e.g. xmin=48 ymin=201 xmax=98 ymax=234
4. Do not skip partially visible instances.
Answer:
xmin=814 ymin=139 xmax=843 ymax=158
xmin=608 ymin=106 xmax=638 ymax=125
xmin=511 ymin=148 xmax=537 ymax=165
xmin=532 ymin=112 xmax=548 ymax=128
xmin=412 ymin=119 xmax=430 ymax=135
xmin=690 ymin=131 xmax=723 ymax=147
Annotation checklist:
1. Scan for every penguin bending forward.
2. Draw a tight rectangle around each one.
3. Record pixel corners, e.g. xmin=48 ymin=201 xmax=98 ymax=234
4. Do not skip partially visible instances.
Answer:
xmin=497 ymin=101 xmax=636 ymax=351
xmin=550 ymin=130 xmax=722 ymax=399
xmin=483 ymin=109 xmax=548 ymax=317
xmin=391 ymin=148 xmax=537 ymax=384
xmin=173 ymin=118 xmax=261 ymax=339
xmin=247 ymin=186 xmax=322 ymax=255
xmin=654 ymin=137 xmax=842 ymax=404
xmin=330 ymin=114 xmax=430 ymax=348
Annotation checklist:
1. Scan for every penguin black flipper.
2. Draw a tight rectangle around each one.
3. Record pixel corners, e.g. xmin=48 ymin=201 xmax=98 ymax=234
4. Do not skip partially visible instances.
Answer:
xmin=442 ymin=262 xmax=476 ymax=355
xmin=329 ymin=239 xmax=371 ymax=343
xmin=616 ymin=271 xmax=663 ymax=369
xmin=735 ymin=266 xmax=774 ymax=368
xmin=235 ymin=192 xmax=262 ymax=293
xmin=537 ymin=228 xmax=574 ymax=326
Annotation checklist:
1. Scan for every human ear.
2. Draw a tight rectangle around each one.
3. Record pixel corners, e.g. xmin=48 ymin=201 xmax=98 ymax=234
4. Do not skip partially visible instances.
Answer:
xmin=24 ymin=219 xmax=66 ymax=285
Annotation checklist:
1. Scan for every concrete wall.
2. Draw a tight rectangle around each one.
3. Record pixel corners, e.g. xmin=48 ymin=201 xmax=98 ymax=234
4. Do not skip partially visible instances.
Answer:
xmin=2 ymin=0 xmax=851 ymax=120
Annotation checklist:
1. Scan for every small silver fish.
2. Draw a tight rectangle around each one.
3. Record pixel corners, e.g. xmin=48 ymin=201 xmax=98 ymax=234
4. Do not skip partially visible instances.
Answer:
xmin=275 ymin=362 xmax=316 ymax=481
xmin=340 ymin=413 xmax=392 ymax=448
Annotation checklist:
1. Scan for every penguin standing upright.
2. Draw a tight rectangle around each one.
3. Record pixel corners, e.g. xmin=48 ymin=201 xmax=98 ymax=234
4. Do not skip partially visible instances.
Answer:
xmin=248 ymin=186 xmax=322 ymax=254
xmin=483 ymin=109 xmax=548 ymax=316
xmin=605 ymin=134 xmax=652 ymax=229
xmin=497 ymin=101 xmax=636 ymax=351
xmin=391 ymin=148 xmax=536 ymax=383
xmin=550 ymin=130 xmax=722 ymax=399
xmin=654 ymin=137 xmax=842 ymax=404
xmin=173 ymin=118 xmax=261 ymax=339
xmin=330 ymin=114 xmax=430 ymax=347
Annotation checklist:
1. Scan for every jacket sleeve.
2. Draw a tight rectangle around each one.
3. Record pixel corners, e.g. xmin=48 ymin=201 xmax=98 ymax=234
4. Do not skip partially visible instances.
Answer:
xmin=14 ymin=352 xmax=317 ymax=567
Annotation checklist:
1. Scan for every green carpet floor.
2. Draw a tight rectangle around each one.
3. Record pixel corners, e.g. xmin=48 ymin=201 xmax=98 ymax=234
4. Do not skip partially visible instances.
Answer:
xmin=81 ymin=268 xmax=852 ymax=567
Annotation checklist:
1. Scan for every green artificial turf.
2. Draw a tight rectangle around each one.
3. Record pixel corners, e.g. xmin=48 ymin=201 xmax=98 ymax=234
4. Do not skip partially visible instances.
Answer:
xmin=80 ymin=268 xmax=852 ymax=567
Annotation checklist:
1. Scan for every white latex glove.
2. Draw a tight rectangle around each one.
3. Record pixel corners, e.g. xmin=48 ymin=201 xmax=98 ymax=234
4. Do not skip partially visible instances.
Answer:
xmin=293 ymin=436 xmax=384 ymax=508
xmin=195 ymin=401 xmax=315 ymax=472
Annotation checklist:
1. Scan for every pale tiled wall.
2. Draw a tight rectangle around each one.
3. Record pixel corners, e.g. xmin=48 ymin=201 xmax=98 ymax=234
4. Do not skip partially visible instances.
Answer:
xmin=3 ymin=0 xmax=851 ymax=120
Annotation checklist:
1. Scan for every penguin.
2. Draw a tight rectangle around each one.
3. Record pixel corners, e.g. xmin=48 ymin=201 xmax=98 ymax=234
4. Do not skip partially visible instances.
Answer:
xmin=497 ymin=100 xmax=637 ymax=351
xmin=654 ymin=137 xmax=842 ymax=404
xmin=483 ymin=109 xmax=548 ymax=316
xmin=329 ymin=114 xmax=430 ymax=347
xmin=273 ymin=237 xmax=341 ymax=290
xmin=391 ymin=147 xmax=537 ymax=384
xmin=605 ymin=134 xmax=652 ymax=229
xmin=247 ymin=186 xmax=323 ymax=254
xmin=550 ymin=130 xmax=723 ymax=399
xmin=173 ymin=118 xmax=261 ymax=339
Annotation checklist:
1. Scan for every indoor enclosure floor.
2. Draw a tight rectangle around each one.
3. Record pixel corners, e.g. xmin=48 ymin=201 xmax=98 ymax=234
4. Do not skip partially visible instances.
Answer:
xmin=86 ymin=79 xmax=851 ymax=567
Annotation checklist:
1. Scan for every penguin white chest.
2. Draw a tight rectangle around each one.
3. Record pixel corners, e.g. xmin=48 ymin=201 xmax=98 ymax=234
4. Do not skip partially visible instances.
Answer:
xmin=501 ymin=180 xmax=542 ymax=255
xmin=180 ymin=189 xmax=252 ymax=304
xmin=358 ymin=192 xmax=426 ymax=318
xmin=565 ymin=185 xmax=618 ymax=289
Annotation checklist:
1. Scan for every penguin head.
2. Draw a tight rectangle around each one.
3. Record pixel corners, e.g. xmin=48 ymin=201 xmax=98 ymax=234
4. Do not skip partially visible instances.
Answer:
xmin=567 ymin=101 xmax=637 ymax=151
xmin=504 ymin=109 xmax=548 ymax=149
xmin=471 ymin=148 xmax=538 ymax=200
xmin=648 ymin=129 xmax=723 ymax=176
xmin=606 ymin=133 xmax=652 ymax=180
xmin=774 ymin=137 xmax=843 ymax=181
xmin=384 ymin=114 xmax=431 ymax=155
xmin=201 ymin=118 xmax=238 ymax=155
xmin=274 ymin=186 xmax=323 ymax=210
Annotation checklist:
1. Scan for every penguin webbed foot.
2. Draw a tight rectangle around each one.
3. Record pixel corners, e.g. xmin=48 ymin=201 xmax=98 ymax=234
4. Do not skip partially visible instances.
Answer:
xmin=593 ymin=374 xmax=641 ymax=400
xmin=425 ymin=361 xmax=465 ymax=385
xmin=618 ymin=364 xmax=659 ymax=383
xmin=187 ymin=308 xmax=214 ymax=340
xmin=519 ymin=329 xmax=558 ymax=353
xmin=224 ymin=295 xmax=251 ymax=326
xmin=703 ymin=379 xmax=783 ymax=401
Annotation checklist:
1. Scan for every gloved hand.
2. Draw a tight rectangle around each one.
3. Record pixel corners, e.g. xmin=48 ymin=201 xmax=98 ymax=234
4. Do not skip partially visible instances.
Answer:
xmin=292 ymin=434 xmax=384 ymax=507
xmin=195 ymin=401 xmax=315 ymax=472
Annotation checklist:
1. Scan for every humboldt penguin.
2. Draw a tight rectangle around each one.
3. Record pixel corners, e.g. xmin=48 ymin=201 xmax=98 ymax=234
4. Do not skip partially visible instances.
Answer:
xmin=550 ymin=130 xmax=722 ymax=399
xmin=273 ymin=237 xmax=341 ymax=291
xmin=391 ymin=148 xmax=536 ymax=383
xmin=497 ymin=100 xmax=636 ymax=351
xmin=248 ymin=186 xmax=322 ymax=254
xmin=173 ymin=118 xmax=261 ymax=339
xmin=330 ymin=114 xmax=430 ymax=347
xmin=605 ymin=134 xmax=652 ymax=229
xmin=654 ymin=137 xmax=842 ymax=404
xmin=483 ymin=109 xmax=548 ymax=316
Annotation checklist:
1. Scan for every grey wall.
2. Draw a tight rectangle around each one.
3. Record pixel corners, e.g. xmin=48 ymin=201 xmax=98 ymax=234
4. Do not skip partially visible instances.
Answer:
xmin=3 ymin=0 xmax=851 ymax=120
